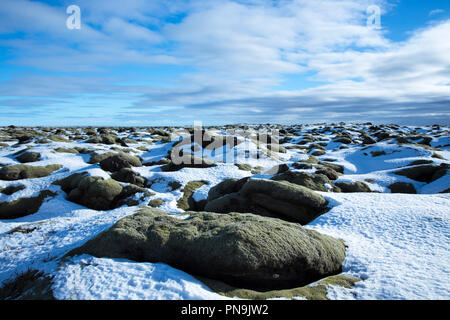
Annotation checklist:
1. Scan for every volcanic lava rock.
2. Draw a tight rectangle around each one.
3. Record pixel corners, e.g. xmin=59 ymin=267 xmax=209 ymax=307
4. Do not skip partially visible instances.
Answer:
xmin=271 ymin=171 xmax=333 ymax=192
xmin=53 ymin=173 xmax=123 ymax=210
xmin=204 ymin=178 xmax=329 ymax=225
xmin=0 ymin=164 xmax=62 ymax=181
xmin=393 ymin=164 xmax=448 ymax=183
xmin=68 ymin=208 xmax=346 ymax=290
xmin=99 ymin=154 xmax=142 ymax=172
xmin=16 ymin=151 xmax=41 ymax=163
xmin=334 ymin=181 xmax=372 ymax=193
xmin=0 ymin=190 xmax=56 ymax=219
xmin=387 ymin=182 xmax=417 ymax=194
xmin=161 ymin=154 xmax=216 ymax=172
xmin=111 ymin=168 xmax=146 ymax=187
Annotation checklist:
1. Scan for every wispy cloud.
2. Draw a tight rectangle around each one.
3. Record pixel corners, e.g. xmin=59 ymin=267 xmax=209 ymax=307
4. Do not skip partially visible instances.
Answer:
xmin=429 ymin=9 xmax=444 ymax=16
xmin=0 ymin=0 xmax=449 ymax=125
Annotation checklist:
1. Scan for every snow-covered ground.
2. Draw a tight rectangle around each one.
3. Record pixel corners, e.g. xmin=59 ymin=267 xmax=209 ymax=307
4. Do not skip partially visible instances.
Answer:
xmin=309 ymin=192 xmax=450 ymax=300
xmin=0 ymin=124 xmax=449 ymax=300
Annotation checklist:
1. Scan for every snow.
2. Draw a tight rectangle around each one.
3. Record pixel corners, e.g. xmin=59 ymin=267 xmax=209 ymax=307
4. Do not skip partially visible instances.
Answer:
xmin=52 ymin=255 xmax=228 ymax=300
xmin=0 ymin=124 xmax=449 ymax=300
xmin=308 ymin=192 xmax=450 ymax=300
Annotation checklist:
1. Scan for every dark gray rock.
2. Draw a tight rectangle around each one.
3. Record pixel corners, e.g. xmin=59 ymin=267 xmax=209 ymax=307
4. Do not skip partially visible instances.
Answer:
xmin=0 ymin=164 xmax=62 ymax=181
xmin=334 ymin=181 xmax=371 ymax=193
xmin=99 ymin=154 xmax=142 ymax=172
xmin=68 ymin=208 xmax=346 ymax=290
xmin=387 ymin=182 xmax=416 ymax=194
xmin=205 ymin=179 xmax=329 ymax=225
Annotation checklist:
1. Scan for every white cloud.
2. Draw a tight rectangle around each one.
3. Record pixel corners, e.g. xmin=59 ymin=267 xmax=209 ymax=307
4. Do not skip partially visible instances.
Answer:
xmin=0 ymin=0 xmax=449 ymax=125
xmin=429 ymin=9 xmax=444 ymax=16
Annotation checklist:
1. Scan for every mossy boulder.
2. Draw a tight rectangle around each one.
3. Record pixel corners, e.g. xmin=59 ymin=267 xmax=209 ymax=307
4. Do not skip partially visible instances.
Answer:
xmin=264 ymin=163 xmax=290 ymax=175
xmin=387 ymin=182 xmax=416 ymax=194
xmin=370 ymin=151 xmax=387 ymax=157
xmin=0 ymin=184 xmax=25 ymax=195
xmin=111 ymin=168 xmax=146 ymax=187
xmin=314 ymin=166 xmax=341 ymax=181
xmin=53 ymin=173 xmax=123 ymax=210
xmin=319 ymin=162 xmax=344 ymax=174
xmin=302 ymin=155 xmax=320 ymax=164
xmin=86 ymin=134 xmax=117 ymax=145
xmin=0 ymin=270 xmax=55 ymax=300
xmin=405 ymin=160 xmax=433 ymax=166
xmin=199 ymin=274 xmax=360 ymax=300
xmin=68 ymin=208 xmax=346 ymax=290
xmin=333 ymin=137 xmax=352 ymax=144
xmin=0 ymin=190 xmax=56 ymax=219
xmin=161 ymin=154 xmax=216 ymax=172
xmin=234 ymin=163 xmax=252 ymax=172
xmin=334 ymin=181 xmax=371 ymax=193
xmin=393 ymin=164 xmax=448 ymax=183
xmin=113 ymin=184 xmax=151 ymax=207
xmin=16 ymin=151 xmax=41 ymax=163
xmin=148 ymin=198 xmax=164 ymax=208
xmin=54 ymin=148 xmax=79 ymax=154
xmin=0 ymin=164 xmax=62 ymax=181
xmin=99 ymin=154 xmax=142 ymax=172
xmin=88 ymin=152 xmax=116 ymax=164
xmin=207 ymin=177 xmax=250 ymax=202
xmin=271 ymin=171 xmax=332 ymax=192
xmin=311 ymin=150 xmax=326 ymax=157
xmin=47 ymin=135 xmax=70 ymax=142
xmin=362 ymin=135 xmax=376 ymax=145
xmin=205 ymin=179 xmax=329 ymax=225
xmin=177 ymin=181 xmax=208 ymax=211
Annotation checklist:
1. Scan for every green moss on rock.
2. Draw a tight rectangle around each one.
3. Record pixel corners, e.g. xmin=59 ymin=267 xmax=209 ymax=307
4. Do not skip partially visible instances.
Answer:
xmin=0 ymin=164 xmax=62 ymax=181
xmin=198 ymin=274 xmax=360 ymax=300
xmin=177 ymin=181 xmax=208 ymax=211
xmin=0 ymin=190 xmax=56 ymax=219
xmin=68 ymin=208 xmax=346 ymax=291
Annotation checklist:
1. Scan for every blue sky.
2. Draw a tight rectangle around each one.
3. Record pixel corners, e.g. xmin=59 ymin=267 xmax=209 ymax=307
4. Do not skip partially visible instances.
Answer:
xmin=0 ymin=0 xmax=449 ymax=126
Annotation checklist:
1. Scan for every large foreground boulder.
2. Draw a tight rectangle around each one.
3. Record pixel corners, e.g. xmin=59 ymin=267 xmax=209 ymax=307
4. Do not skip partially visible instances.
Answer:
xmin=69 ymin=208 xmax=346 ymax=290
xmin=204 ymin=179 xmax=329 ymax=225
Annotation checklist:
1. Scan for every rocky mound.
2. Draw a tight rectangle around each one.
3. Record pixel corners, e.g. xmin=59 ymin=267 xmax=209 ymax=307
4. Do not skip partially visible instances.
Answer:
xmin=161 ymin=154 xmax=216 ymax=172
xmin=15 ymin=151 xmax=41 ymax=163
xmin=111 ymin=168 xmax=147 ymax=187
xmin=0 ymin=184 xmax=25 ymax=195
xmin=393 ymin=164 xmax=448 ymax=183
xmin=52 ymin=172 xmax=147 ymax=210
xmin=0 ymin=190 xmax=56 ymax=219
xmin=334 ymin=181 xmax=372 ymax=193
xmin=177 ymin=181 xmax=209 ymax=211
xmin=204 ymin=178 xmax=329 ymax=225
xmin=387 ymin=182 xmax=417 ymax=194
xmin=99 ymin=154 xmax=142 ymax=172
xmin=271 ymin=171 xmax=334 ymax=191
xmin=68 ymin=208 xmax=346 ymax=290
xmin=0 ymin=164 xmax=62 ymax=181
